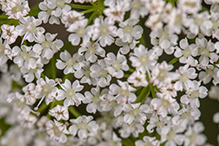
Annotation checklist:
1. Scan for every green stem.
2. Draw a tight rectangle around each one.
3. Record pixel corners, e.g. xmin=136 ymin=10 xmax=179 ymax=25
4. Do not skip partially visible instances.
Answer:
xmin=124 ymin=74 xmax=130 ymax=78
xmin=129 ymin=68 xmax=135 ymax=72
xmin=69 ymin=4 xmax=93 ymax=9
xmin=38 ymin=101 xmax=48 ymax=113
xmin=136 ymin=86 xmax=150 ymax=103
xmin=81 ymin=8 xmax=96 ymax=14
xmin=168 ymin=58 xmax=179 ymax=65
xmin=88 ymin=11 xmax=97 ymax=25
xmin=121 ymin=139 xmax=135 ymax=146
xmin=149 ymin=83 xmax=156 ymax=98
xmin=69 ymin=106 xmax=81 ymax=118
xmin=51 ymin=57 xmax=56 ymax=79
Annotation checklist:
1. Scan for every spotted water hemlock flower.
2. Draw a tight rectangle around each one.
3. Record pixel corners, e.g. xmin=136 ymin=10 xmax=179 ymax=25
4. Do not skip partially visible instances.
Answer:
xmin=180 ymin=81 xmax=208 ymax=108
xmin=16 ymin=16 xmax=45 ymax=44
xmin=0 ymin=38 xmax=12 ymax=66
xmin=150 ymin=26 xmax=178 ymax=54
xmin=90 ymin=60 xmax=111 ymax=87
xmin=56 ymin=50 xmax=84 ymax=75
xmin=47 ymin=0 xmax=71 ymax=18
xmin=1 ymin=24 xmax=19 ymax=44
xmin=49 ymin=105 xmax=69 ymax=121
xmin=174 ymin=38 xmax=198 ymax=66
xmin=209 ymin=86 xmax=219 ymax=101
xmin=128 ymin=70 xmax=148 ymax=87
xmin=174 ymin=64 xmax=197 ymax=91
xmin=82 ymin=87 xmax=107 ymax=113
xmin=4 ymin=0 xmax=30 ymax=19
xmin=12 ymin=45 xmax=38 ymax=70
xmin=18 ymin=113 xmax=37 ymax=128
xmin=135 ymin=136 xmax=160 ymax=146
xmin=130 ymin=44 xmax=156 ymax=73
xmin=46 ymin=120 xmax=69 ymax=143
xmin=129 ymin=0 xmax=148 ymax=19
xmin=69 ymin=115 xmax=99 ymax=139
xmin=184 ymin=122 xmax=207 ymax=146
xmin=97 ymin=130 xmax=122 ymax=146
xmin=78 ymin=41 xmax=105 ymax=63
xmin=105 ymin=52 xmax=129 ymax=79
xmin=178 ymin=0 xmax=201 ymax=14
xmin=109 ymin=80 xmax=137 ymax=104
xmin=35 ymin=77 xmax=58 ymax=106
xmin=61 ymin=10 xmax=84 ymax=28
xmin=151 ymin=61 xmax=179 ymax=87
xmin=115 ymin=38 xmax=139 ymax=55
xmin=117 ymin=18 xmax=143 ymax=43
xmin=92 ymin=16 xmax=117 ymax=47
xmin=198 ymin=65 xmax=219 ymax=85
xmin=56 ymin=79 xmax=84 ymax=107
xmin=150 ymin=95 xmax=179 ymax=118
xmin=68 ymin=19 xmax=91 ymax=46
xmin=35 ymin=33 xmax=64 ymax=60
xmin=123 ymin=103 xmax=150 ymax=125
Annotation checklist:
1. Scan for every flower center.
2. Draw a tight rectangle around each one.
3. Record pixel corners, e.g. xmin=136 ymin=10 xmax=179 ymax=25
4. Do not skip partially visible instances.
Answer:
xmin=130 ymin=108 xmax=141 ymax=117
xmin=99 ymin=69 xmax=108 ymax=77
xmin=76 ymin=27 xmax=86 ymax=37
xmin=65 ymin=58 xmax=76 ymax=67
xmin=112 ymin=60 xmax=122 ymax=71
xmin=189 ymin=133 xmax=197 ymax=143
xmin=179 ymin=72 xmax=189 ymax=82
xmin=100 ymin=24 xmax=109 ymax=36
xmin=144 ymin=142 xmax=153 ymax=146
xmin=174 ymin=14 xmax=182 ymax=25
xmin=139 ymin=54 xmax=149 ymax=66
xmin=42 ymin=40 xmax=53 ymax=48
xmin=194 ymin=17 xmax=204 ymax=26
xmin=156 ymin=121 xmax=165 ymax=128
xmin=131 ymin=0 xmax=142 ymax=9
xmin=87 ymin=46 xmax=96 ymax=54
xmin=157 ymin=69 xmax=167 ymax=81
xmin=92 ymin=95 xmax=100 ymax=104
xmin=20 ymin=51 xmax=31 ymax=61
xmin=65 ymin=88 xmax=76 ymax=98
xmin=25 ymin=23 xmax=36 ymax=33
xmin=161 ymin=30 xmax=169 ymax=40
xmin=190 ymin=90 xmax=199 ymax=99
xmin=199 ymin=47 xmax=209 ymax=56
xmin=161 ymin=98 xmax=171 ymax=108
xmin=107 ymin=139 xmax=117 ymax=146
xmin=12 ymin=5 xmax=24 ymax=13
xmin=0 ymin=44 xmax=6 ymax=54
xmin=123 ymin=25 xmax=133 ymax=33
xmin=56 ymin=0 xmax=65 ymax=8
xmin=181 ymin=112 xmax=191 ymax=119
xmin=77 ymin=122 xmax=88 ymax=129
xmin=182 ymin=48 xmax=191 ymax=58
xmin=42 ymin=84 xmax=52 ymax=96
xmin=167 ymin=130 xmax=176 ymax=141
xmin=119 ymin=88 xmax=130 ymax=96
xmin=206 ymin=68 xmax=214 ymax=77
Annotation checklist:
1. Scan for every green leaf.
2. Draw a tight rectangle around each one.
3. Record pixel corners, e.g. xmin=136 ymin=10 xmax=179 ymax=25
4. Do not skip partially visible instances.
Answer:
xmin=69 ymin=4 xmax=92 ymax=9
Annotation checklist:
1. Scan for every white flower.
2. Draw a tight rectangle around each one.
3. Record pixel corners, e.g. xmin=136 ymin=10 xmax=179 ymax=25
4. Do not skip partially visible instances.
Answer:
xmin=135 ymin=136 xmax=160 ymax=146
xmin=35 ymin=77 xmax=58 ymax=107
xmin=68 ymin=19 xmax=91 ymax=46
xmin=117 ymin=18 xmax=143 ymax=43
xmin=105 ymin=52 xmax=129 ymax=79
xmin=78 ymin=42 xmax=105 ymax=63
xmin=174 ymin=64 xmax=197 ymax=91
xmin=174 ymin=38 xmax=198 ymax=66
xmin=209 ymin=86 xmax=219 ymax=101
xmin=69 ymin=115 xmax=99 ymax=139
xmin=178 ymin=0 xmax=201 ymax=14
xmin=180 ymin=81 xmax=208 ymax=108
xmin=1 ymin=24 xmax=19 ymax=44
xmin=90 ymin=59 xmax=111 ymax=87
xmin=128 ymin=70 xmax=148 ymax=87
xmin=92 ymin=16 xmax=117 ymax=47
xmin=56 ymin=79 xmax=84 ymax=107
xmin=130 ymin=44 xmax=156 ymax=73
xmin=130 ymin=0 xmax=148 ymax=19
xmin=16 ymin=16 xmax=45 ymax=44
xmin=5 ymin=0 xmax=30 ymax=19
xmin=0 ymin=38 xmax=12 ymax=66
xmin=46 ymin=120 xmax=69 ymax=143
xmin=184 ymin=122 xmax=207 ymax=146
xmin=56 ymin=51 xmax=84 ymax=75
xmin=49 ymin=105 xmax=69 ymax=121
xmin=61 ymin=10 xmax=84 ymax=28
xmin=36 ymin=33 xmax=64 ymax=60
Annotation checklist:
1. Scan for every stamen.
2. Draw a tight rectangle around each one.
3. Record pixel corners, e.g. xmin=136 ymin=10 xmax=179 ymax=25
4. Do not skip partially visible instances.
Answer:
xmin=34 ymin=96 xmax=45 ymax=111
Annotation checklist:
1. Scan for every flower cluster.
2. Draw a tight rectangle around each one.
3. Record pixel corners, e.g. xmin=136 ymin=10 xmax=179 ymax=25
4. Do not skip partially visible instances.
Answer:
xmin=0 ymin=0 xmax=219 ymax=146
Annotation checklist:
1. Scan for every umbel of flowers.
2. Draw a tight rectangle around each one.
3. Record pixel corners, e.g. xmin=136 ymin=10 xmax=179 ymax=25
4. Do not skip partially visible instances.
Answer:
xmin=0 ymin=0 xmax=219 ymax=145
